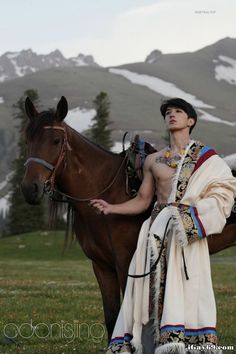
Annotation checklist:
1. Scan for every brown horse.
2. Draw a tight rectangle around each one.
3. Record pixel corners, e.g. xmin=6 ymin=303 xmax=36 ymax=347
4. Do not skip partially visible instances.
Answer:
xmin=21 ymin=96 xmax=236 ymax=341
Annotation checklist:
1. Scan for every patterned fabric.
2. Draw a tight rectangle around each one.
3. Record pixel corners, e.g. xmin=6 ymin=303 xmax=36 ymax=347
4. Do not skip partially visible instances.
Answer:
xmin=149 ymin=234 xmax=167 ymax=349
xmin=106 ymin=140 xmax=235 ymax=354
xmin=178 ymin=206 xmax=206 ymax=243
xmin=107 ymin=333 xmax=134 ymax=354
xmin=149 ymin=141 xmax=220 ymax=350
xmin=149 ymin=213 xmax=219 ymax=350
xmin=106 ymin=342 xmax=134 ymax=353
xmin=175 ymin=141 xmax=217 ymax=244
xmin=175 ymin=141 xmax=205 ymax=203
xmin=159 ymin=329 xmax=217 ymax=346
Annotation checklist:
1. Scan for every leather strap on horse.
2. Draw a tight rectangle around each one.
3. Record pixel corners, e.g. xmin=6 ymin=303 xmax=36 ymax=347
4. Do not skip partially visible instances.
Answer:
xmin=24 ymin=125 xmax=70 ymax=195
xmin=44 ymin=125 xmax=71 ymax=194
xmin=49 ymin=153 xmax=129 ymax=203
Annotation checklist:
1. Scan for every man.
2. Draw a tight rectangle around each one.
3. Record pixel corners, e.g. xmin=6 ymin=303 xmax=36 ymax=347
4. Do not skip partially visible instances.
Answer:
xmin=91 ymin=98 xmax=236 ymax=354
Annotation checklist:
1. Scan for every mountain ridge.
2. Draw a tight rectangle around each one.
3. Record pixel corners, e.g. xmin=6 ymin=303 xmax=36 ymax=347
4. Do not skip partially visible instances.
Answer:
xmin=0 ymin=48 xmax=99 ymax=82
xmin=0 ymin=37 xmax=236 ymax=181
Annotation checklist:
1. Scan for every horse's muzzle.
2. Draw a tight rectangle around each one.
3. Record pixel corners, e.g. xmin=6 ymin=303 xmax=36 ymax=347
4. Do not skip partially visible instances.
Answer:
xmin=21 ymin=180 xmax=44 ymax=205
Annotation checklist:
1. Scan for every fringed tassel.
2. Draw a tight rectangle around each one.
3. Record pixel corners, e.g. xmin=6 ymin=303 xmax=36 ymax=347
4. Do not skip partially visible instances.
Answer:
xmin=134 ymin=345 xmax=143 ymax=354
xmin=169 ymin=206 xmax=188 ymax=248
xmin=131 ymin=323 xmax=143 ymax=354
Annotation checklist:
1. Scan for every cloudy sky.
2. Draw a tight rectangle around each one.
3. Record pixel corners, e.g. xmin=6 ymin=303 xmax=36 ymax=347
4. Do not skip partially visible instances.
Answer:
xmin=0 ymin=0 xmax=235 ymax=66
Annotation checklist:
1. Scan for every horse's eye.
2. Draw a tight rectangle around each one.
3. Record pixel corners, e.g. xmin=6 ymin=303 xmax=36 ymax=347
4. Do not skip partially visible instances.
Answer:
xmin=53 ymin=138 xmax=61 ymax=145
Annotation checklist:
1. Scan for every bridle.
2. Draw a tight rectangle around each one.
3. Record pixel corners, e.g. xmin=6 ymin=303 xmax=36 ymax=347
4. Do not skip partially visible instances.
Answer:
xmin=24 ymin=125 xmax=69 ymax=196
xmin=24 ymin=125 xmax=129 ymax=203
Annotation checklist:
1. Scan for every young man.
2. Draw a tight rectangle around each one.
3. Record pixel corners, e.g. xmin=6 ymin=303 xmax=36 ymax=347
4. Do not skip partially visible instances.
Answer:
xmin=91 ymin=98 xmax=236 ymax=354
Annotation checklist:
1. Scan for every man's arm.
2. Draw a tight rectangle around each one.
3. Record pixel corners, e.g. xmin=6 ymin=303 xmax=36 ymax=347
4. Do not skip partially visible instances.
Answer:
xmin=90 ymin=154 xmax=156 ymax=215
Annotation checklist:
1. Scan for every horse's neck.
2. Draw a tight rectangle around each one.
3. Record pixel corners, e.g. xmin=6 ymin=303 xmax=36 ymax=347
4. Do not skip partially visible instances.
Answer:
xmin=67 ymin=125 xmax=118 ymax=166
xmin=59 ymin=126 xmax=125 ymax=198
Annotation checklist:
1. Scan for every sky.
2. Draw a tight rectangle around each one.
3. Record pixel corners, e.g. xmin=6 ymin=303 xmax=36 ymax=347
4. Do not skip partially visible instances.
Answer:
xmin=0 ymin=0 xmax=235 ymax=66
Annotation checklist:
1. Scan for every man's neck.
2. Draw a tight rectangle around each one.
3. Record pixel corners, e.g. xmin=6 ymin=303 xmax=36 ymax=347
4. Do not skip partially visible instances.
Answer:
xmin=169 ymin=131 xmax=191 ymax=152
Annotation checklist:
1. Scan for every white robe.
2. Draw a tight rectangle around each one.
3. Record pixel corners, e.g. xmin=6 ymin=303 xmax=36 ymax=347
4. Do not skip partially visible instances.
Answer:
xmin=107 ymin=140 xmax=236 ymax=354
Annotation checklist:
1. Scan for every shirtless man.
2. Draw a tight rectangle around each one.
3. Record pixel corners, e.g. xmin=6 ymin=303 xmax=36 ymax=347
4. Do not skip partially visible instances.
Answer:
xmin=91 ymin=98 xmax=236 ymax=354
xmin=91 ymin=98 xmax=196 ymax=216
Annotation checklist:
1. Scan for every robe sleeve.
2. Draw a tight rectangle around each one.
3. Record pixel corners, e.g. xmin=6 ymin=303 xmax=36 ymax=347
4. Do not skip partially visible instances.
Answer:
xmin=172 ymin=156 xmax=236 ymax=246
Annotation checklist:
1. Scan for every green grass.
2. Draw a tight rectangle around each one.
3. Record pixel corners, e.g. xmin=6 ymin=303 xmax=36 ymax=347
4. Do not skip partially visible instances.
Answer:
xmin=0 ymin=231 xmax=106 ymax=354
xmin=211 ymin=250 xmax=236 ymax=350
xmin=0 ymin=232 xmax=235 ymax=353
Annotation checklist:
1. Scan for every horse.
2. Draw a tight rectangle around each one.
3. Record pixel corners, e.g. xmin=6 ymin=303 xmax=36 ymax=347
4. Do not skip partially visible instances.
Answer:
xmin=21 ymin=96 xmax=236 ymax=342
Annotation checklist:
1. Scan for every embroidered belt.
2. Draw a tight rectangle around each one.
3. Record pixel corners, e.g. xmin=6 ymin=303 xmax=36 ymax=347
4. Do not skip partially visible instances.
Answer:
xmin=156 ymin=202 xmax=188 ymax=209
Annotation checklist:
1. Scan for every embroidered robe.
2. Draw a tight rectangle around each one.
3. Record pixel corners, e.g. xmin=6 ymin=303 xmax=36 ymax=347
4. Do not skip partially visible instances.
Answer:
xmin=106 ymin=140 xmax=236 ymax=354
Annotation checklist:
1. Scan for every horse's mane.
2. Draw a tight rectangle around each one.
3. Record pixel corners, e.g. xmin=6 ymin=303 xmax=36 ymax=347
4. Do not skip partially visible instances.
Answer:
xmin=66 ymin=124 xmax=120 ymax=157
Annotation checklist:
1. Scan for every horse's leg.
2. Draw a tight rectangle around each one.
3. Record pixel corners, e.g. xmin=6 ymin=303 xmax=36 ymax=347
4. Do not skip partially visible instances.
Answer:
xmin=116 ymin=260 xmax=131 ymax=296
xmin=92 ymin=262 xmax=121 ymax=342
xmin=208 ymin=223 xmax=236 ymax=255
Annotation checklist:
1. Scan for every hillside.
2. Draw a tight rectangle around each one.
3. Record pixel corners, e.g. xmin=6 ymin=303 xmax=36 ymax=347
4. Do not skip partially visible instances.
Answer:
xmin=0 ymin=37 xmax=236 ymax=181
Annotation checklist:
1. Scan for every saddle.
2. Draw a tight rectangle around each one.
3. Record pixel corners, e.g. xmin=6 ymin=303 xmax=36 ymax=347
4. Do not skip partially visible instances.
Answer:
xmin=125 ymin=134 xmax=157 ymax=196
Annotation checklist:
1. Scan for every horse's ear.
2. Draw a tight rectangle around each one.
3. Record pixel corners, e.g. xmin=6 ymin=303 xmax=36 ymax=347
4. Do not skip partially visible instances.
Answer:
xmin=56 ymin=96 xmax=68 ymax=121
xmin=25 ymin=97 xmax=38 ymax=120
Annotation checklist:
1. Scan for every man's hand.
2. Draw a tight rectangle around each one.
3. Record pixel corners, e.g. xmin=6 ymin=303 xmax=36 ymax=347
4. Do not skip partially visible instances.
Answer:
xmin=90 ymin=199 xmax=112 ymax=215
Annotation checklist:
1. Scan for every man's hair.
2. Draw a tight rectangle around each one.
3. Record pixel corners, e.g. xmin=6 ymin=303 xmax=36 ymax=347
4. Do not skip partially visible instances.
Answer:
xmin=160 ymin=98 xmax=197 ymax=134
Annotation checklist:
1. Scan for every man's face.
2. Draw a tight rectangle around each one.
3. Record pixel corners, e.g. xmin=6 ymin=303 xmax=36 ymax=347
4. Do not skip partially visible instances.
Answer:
xmin=164 ymin=106 xmax=194 ymax=132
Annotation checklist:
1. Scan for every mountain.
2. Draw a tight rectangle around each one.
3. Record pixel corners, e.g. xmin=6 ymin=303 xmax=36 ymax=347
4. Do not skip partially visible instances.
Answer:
xmin=0 ymin=49 xmax=99 ymax=82
xmin=0 ymin=37 xmax=236 ymax=183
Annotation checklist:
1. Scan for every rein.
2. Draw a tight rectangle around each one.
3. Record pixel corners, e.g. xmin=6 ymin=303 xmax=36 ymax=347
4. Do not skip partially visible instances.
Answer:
xmin=50 ymin=155 xmax=128 ymax=203
xmin=24 ymin=125 xmax=129 ymax=203
xmin=128 ymin=217 xmax=171 ymax=278
xmin=127 ymin=216 xmax=189 ymax=280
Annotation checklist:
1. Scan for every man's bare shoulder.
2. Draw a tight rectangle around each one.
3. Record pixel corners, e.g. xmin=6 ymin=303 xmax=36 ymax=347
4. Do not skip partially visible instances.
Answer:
xmin=144 ymin=148 xmax=168 ymax=166
xmin=146 ymin=148 xmax=168 ymax=159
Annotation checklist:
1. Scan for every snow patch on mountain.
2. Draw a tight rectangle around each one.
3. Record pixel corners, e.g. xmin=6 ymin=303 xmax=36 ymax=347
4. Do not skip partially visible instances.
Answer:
xmin=0 ymin=97 xmax=4 ymax=104
xmin=109 ymin=68 xmax=214 ymax=109
xmin=0 ymin=74 xmax=8 ymax=82
xmin=65 ymin=107 xmax=96 ymax=132
xmin=215 ymin=55 xmax=236 ymax=85
xmin=6 ymin=52 xmax=19 ymax=59
xmin=198 ymin=109 xmax=236 ymax=126
xmin=109 ymin=68 xmax=236 ymax=127
xmin=71 ymin=57 xmax=88 ymax=66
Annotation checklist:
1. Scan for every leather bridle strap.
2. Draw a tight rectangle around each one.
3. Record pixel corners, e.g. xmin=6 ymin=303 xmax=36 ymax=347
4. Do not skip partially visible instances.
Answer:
xmin=24 ymin=126 xmax=68 ymax=192
xmin=24 ymin=157 xmax=54 ymax=171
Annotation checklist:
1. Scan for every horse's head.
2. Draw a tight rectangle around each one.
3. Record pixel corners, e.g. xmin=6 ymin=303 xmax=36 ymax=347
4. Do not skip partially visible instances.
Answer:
xmin=21 ymin=96 xmax=68 ymax=204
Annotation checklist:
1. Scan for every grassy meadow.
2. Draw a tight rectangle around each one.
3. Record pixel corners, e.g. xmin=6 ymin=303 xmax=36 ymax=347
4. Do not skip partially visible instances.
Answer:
xmin=0 ymin=231 xmax=235 ymax=354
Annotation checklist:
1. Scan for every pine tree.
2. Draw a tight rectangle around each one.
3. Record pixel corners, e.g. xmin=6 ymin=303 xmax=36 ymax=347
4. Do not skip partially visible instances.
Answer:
xmin=88 ymin=92 xmax=113 ymax=150
xmin=7 ymin=89 xmax=46 ymax=235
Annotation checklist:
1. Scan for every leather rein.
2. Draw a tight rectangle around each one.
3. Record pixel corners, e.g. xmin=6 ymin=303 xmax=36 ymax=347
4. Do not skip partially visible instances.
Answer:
xmin=24 ymin=125 xmax=128 ymax=203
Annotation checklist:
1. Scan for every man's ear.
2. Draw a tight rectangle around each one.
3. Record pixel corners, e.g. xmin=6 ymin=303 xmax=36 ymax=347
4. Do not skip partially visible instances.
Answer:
xmin=187 ymin=118 xmax=195 ymax=127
